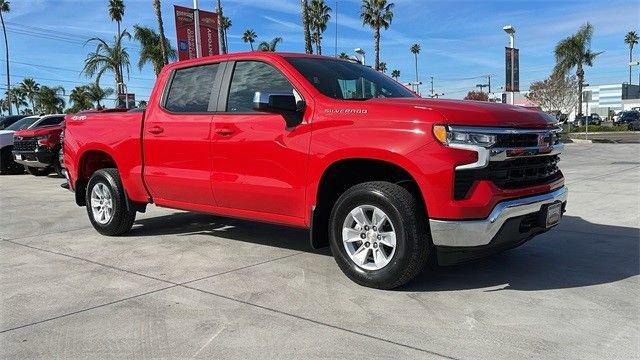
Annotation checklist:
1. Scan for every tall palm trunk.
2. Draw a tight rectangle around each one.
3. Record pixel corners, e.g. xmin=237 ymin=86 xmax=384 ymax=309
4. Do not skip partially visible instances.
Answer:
xmin=414 ymin=53 xmax=418 ymax=82
xmin=576 ymin=64 xmax=584 ymax=117
xmin=316 ymin=28 xmax=322 ymax=55
xmin=154 ymin=0 xmax=168 ymax=64
xmin=630 ymin=45 xmax=634 ymax=85
xmin=217 ymin=0 xmax=226 ymax=54
xmin=0 ymin=11 xmax=11 ymax=115
xmin=301 ymin=0 xmax=312 ymax=54
xmin=374 ymin=26 xmax=380 ymax=70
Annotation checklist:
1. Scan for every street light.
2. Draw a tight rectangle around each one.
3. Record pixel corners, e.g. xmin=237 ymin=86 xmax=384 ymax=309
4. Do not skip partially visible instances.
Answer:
xmin=503 ymin=25 xmax=516 ymax=105
xmin=354 ymin=48 xmax=365 ymax=65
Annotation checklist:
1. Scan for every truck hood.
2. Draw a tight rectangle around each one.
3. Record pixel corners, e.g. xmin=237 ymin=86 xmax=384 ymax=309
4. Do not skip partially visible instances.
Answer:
xmin=369 ymin=98 xmax=555 ymax=128
xmin=14 ymin=124 xmax=63 ymax=138
xmin=0 ymin=130 xmax=14 ymax=148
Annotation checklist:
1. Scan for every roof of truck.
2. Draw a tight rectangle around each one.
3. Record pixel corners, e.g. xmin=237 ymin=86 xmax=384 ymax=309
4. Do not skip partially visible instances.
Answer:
xmin=164 ymin=52 xmax=343 ymax=71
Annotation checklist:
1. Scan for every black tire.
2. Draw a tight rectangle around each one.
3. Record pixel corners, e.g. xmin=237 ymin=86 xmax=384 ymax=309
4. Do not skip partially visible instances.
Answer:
xmin=52 ymin=150 xmax=64 ymax=177
xmin=85 ymin=168 xmax=136 ymax=236
xmin=329 ymin=181 xmax=430 ymax=289
xmin=26 ymin=166 xmax=52 ymax=176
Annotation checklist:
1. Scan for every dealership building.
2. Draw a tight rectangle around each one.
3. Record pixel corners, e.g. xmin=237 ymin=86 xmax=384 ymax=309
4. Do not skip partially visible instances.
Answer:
xmin=576 ymin=83 xmax=640 ymax=118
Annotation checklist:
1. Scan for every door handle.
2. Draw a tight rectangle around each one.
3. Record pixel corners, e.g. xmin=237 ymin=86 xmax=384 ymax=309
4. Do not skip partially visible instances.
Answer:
xmin=215 ymin=128 xmax=235 ymax=136
xmin=148 ymin=125 xmax=164 ymax=135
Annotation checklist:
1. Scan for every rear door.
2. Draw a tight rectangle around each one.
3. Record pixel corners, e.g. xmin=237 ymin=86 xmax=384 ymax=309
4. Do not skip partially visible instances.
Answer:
xmin=210 ymin=60 xmax=312 ymax=219
xmin=143 ymin=62 xmax=224 ymax=206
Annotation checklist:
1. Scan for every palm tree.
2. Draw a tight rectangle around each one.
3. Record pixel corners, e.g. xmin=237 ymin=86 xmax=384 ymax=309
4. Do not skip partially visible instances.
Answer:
xmin=86 ymin=82 xmax=114 ymax=109
xmin=83 ymin=30 xmax=131 ymax=99
xmin=0 ymin=0 xmax=11 ymax=115
xmin=242 ymin=29 xmax=257 ymax=51
xmin=338 ymin=52 xmax=350 ymax=59
xmin=0 ymin=98 xmax=8 ymax=115
xmin=361 ymin=0 xmax=394 ymax=71
xmin=391 ymin=69 xmax=400 ymax=80
xmin=553 ymin=23 xmax=600 ymax=117
xmin=410 ymin=43 xmax=420 ymax=83
xmin=624 ymin=31 xmax=638 ymax=85
xmin=153 ymin=0 xmax=168 ymax=65
xmin=259 ymin=37 xmax=283 ymax=52
xmin=301 ymin=0 xmax=313 ymax=54
xmin=308 ymin=0 xmax=331 ymax=55
xmin=378 ymin=61 xmax=387 ymax=73
xmin=36 ymin=86 xmax=65 ymax=114
xmin=19 ymin=78 xmax=39 ymax=112
xmin=108 ymin=0 xmax=125 ymax=38
xmin=7 ymin=87 xmax=25 ymax=114
xmin=221 ymin=16 xmax=232 ymax=53
xmin=69 ymin=85 xmax=93 ymax=112
xmin=216 ymin=0 xmax=227 ymax=54
xmin=134 ymin=25 xmax=176 ymax=76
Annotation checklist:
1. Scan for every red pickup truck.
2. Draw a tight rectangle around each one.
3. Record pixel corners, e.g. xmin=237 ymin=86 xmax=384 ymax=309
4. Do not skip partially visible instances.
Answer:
xmin=63 ymin=52 xmax=567 ymax=289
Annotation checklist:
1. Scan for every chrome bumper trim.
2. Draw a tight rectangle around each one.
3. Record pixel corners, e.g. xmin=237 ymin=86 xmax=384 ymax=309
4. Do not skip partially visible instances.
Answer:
xmin=429 ymin=186 xmax=568 ymax=247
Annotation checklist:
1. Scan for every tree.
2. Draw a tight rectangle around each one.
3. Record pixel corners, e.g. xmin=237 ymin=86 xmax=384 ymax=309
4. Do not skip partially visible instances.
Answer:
xmin=259 ymin=37 xmax=283 ymax=52
xmin=7 ymin=87 xmax=26 ymax=114
xmin=153 ymin=0 xmax=169 ymax=65
xmin=391 ymin=69 xmax=400 ymax=80
xmin=221 ymin=16 xmax=232 ymax=53
xmin=36 ymin=86 xmax=65 ymax=114
xmin=361 ymin=0 xmax=394 ymax=71
xmin=553 ymin=23 xmax=600 ymax=117
xmin=378 ymin=62 xmax=387 ymax=73
xmin=464 ymin=90 xmax=489 ymax=101
xmin=242 ymin=29 xmax=257 ymax=51
xmin=624 ymin=31 xmax=638 ymax=85
xmin=338 ymin=52 xmax=350 ymax=59
xmin=0 ymin=98 xmax=8 ymax=115
xmin=0 ymin=0 xmax=11 ymax=115
xmin=86 ymin=82 xmax=114 ymax=108
xmin=69 ymin=85 xmax=93 ymax=113
xmin=138 ymin=100 xmax=148 ymax=108
xmin=19 ymin=78 xmax=40 ymax=113
xmin=216 ymin=0 xmax=227 ymax=54
xmin=108 ymin=0 xmax=125 ymax=37
xmin=83 ymin=30 xmax=131 ymax=99
xmin=301 ymin=0 xmax=313 ymax=54
xmin=410 ymin=43 xmax=420 ymax=84
xmin=308 ymin=0 xmax=331 ymax=55
xmin=134 ymin=25 xmax=176 ymax=76
xmin=526 ymin=74 xmax=578 ymax=115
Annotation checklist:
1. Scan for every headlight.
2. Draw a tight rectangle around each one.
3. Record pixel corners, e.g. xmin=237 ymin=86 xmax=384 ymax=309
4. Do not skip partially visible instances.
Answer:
xmin=36 ymin=135 xmax=50 ymax=145
xmin=432 ymin=125 xmax=496 ymax=147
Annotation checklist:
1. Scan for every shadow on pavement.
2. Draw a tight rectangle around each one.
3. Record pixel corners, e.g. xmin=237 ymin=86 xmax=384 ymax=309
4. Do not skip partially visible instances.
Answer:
xmin=131 ymin=212 xmax=638 ymax=291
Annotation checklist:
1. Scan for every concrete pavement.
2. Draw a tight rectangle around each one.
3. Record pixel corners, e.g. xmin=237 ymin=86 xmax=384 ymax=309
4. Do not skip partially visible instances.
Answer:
xmin=1 ymin=143 xmax=638 ymax=359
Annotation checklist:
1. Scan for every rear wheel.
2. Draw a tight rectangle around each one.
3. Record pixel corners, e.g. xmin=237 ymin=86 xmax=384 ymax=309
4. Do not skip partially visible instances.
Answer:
xmin=53 ymin=150 xmax=64 ymax=177
xmin=329 ymin=181 xmax=430 ymax=289
xmin=25 ymin=166 xmax=51 ymax=176
xmin=86 ymin=168 xmax=136 ymax=236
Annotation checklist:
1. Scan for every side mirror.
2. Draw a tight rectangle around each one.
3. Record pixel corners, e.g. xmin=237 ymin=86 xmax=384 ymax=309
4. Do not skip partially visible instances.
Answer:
xmin=253 ymin=91 xmax=305 ymax=128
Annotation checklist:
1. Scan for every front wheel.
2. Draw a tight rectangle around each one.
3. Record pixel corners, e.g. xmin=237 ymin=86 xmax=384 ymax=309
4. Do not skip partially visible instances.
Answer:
xmin=86 ymin=168 xmax=136 ymax=236
xmin=329 ymin=181 xmax=430 ymax=289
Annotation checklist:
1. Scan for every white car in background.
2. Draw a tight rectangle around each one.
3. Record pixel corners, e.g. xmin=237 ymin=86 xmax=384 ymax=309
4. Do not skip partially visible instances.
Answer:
xmin=0 ymin=115 xmax=41 ymax=174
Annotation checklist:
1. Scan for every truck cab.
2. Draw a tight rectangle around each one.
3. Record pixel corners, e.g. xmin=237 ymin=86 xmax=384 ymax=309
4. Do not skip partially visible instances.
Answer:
xmin=63 ymin=52 xmax=567 ymax=289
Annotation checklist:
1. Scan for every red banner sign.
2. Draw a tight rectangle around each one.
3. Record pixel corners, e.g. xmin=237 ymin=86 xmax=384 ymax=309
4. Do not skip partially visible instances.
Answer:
xmin=199 ymin=10 xmax=219 ymax=57
xmin=174 ymin=5 xmax=219 ymax=61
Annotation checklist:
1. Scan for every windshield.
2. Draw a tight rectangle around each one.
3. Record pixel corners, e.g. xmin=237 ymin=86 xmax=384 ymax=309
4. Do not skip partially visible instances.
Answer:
xmin=286 ymin=57 xmax=415 ymax=100
xmin=5 ymin=116 xmax=39 ymax=131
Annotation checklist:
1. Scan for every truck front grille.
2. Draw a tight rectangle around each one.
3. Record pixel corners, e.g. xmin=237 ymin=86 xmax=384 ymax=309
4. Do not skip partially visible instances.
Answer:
xmin=494 ymin=131 xmax=560 ymax=148
xmin=454 ymin=155 xmax=561 ymax=199
xmin=13 ymin=138 xmax=38 ymax=152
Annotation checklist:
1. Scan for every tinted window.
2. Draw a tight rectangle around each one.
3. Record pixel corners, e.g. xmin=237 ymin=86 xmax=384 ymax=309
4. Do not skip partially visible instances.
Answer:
xmin=286 ymin=57 xmax=414 ymax=100
xmin=165 ymin=63 xmax=219 ymax=112
xmin=5 ymin=116 xmax=39 ymax=131
xmin=226 ymin=61 xmax=294 ymax=112
xmin=35 ymin=116 xmax=64 ymax=127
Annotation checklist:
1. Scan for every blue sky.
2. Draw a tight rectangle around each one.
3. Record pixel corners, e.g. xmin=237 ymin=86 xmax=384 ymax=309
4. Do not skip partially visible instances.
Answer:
xmin=4 ymin=0 xmax=639 ymax=103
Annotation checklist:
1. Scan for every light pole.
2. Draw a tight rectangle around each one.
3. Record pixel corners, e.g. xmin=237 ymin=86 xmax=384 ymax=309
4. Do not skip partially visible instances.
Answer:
xmin=354 ymin=48 xmax=365 ymax=66
xmin=193 ymin=0 xmax=202 ymax=58
xmin=503 ymin=25 xmax=516 ymax=105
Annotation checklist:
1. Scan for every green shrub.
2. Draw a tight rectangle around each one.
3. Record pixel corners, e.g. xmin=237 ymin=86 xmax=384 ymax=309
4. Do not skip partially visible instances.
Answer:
xmin=568 ymin=125 xmax=629 ymax=133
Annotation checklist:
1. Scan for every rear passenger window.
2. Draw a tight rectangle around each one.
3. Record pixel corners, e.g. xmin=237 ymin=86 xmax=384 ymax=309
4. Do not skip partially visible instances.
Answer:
xmin=165 ymin=64 xmax=219 ymax=112
xmin=226 ymin=61 xmax=294 ymax=112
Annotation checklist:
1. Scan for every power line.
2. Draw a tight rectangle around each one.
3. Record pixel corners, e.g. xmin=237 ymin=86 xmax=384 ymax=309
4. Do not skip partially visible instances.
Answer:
xmin=4 ymin=60 xmax=155 ymax=81
xmin=1 ymin=73 xmax=153 ymax=91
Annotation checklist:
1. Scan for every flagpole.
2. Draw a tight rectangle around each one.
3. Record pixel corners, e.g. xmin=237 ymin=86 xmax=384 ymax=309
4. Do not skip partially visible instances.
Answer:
xmin=193 ymin=0 xmax=202 ymax=58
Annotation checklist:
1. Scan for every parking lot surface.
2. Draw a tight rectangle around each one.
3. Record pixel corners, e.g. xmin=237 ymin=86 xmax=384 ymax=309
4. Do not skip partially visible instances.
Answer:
xmin=1 ymin=143 xmax=638 ymax=359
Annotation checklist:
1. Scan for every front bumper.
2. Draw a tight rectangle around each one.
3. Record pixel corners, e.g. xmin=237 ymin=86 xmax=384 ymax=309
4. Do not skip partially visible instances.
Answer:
xmin=429 ymin=186 xmax=568 ymax=248
xmin=13 ymin=147 xmax=55 ymax=168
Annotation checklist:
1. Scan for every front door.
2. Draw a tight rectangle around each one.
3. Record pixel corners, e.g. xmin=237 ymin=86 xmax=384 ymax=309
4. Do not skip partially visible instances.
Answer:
xmin=143 ymin=62 xmax=223 ymax=206
xmin=210 ymin=60 xmax=311 ymax=219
